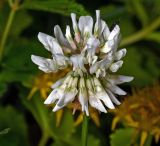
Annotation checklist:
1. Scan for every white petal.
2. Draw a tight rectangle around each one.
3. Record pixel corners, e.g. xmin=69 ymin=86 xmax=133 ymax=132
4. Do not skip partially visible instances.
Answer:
xmin=52 ymin=77 xmax=78 ymax=112
xmin=86 ymin=36 xmax=100 ymax=49
xmin=71 ymin=13 xmax=81 ymax=43
xmin=38 ymin=32 xmax=56 ymax=51
xmin=92 ymin=77 xmax=115 ymax=109
xmin=71 ymin=13 xmax=78 ymax=32
xmin=54 ymin=54 xmax=68 ymax=69
xmin=86 ymin=37 xmax=100 ymax=64
xmin=65 ymin=25 xmax=72 ymax=40
xmin=57 ymin=78 xmax=78 ymax=107
xmin=94 ymin=10 xmax=101 ymax=33
xmin=107 ymin=90 xmax=121 ymax=105
xmin=107 ymin=83 xmax=127 ymax=95
xmin=78 ymin=16 xmax=93 ymax=36
xmin=94 ymin=10 xmax=106 ymax=37
xmin=100 ymin=39 xmax=114 ymax=53
xmin=53 ymin=104 xmax=64 ymax=112
xmin=31 ymin=55 xmax=57 ymax=72
xmin=38 ymin=66 xmax=52 ymax=73
xmin=96 ymin=68 xmax=106 ymax=78
xmin=47 ymin=36 xmax=64 ymax=55
xmin=97 ymin=91 xmax=115 ymax=109
xmin=38 ymin=32 xmax=48 ymax=49
xmin=78 ymin=77 xmax=88 ymax=112
xmin=59 ymin=74 xmax=72 ymax=89
xmin=89 ymin=94 xmax=107 ymax=113
xmin=110 ymin=60 xmax=123 ymax=72
xmin=57 ymin=88 xmax=77 ymax=106
xmin=86 ymin=78 xmax=107 ymax=113
xmin=103 ymin=24 xmax=110 ymax=40
xmin=54 ymin=25 xmax=70 ymax=48
xmin=52 ymin=87 xmax=77 ymax=112
xmin=89 ymin=61 xmax=101 ymax=74
xmin=84 ymin=104 xmax=89 ymax=116
xmin=104 ymin=51 xmax=114 ymax=61
xmin=99 ymin=20 xmax=107 ymax=36
xmin=51 ymin=78 xmax=65 ymax=89
xmin=115 ymin=48 xmax=127 ymax=60
xmin=108 ymin=75 xmax=134 ymax=85
xmin=70 ymin=54 xmax=86 ymax=71
xmin=90 ymin=59 xmax=110 ymax=75
xmin=44 ymin=89 xmax=59 ymax=104
xmin=65 ymin=25 xmax=77 ymax=50
xmin=108 ymin=25 xmax=120 ymax=40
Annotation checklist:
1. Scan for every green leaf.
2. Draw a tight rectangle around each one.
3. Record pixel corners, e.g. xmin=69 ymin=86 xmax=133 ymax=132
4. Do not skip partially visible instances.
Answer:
xmin=22 ymin=95 xmax=50 ymax=130
xmin=0 ymin=106 xmax=29 ymax=146
xmin=22 ymin=93 xmax=100 ymax=146
xmin=110 ymin=128 xmax=134 ymax=146
xmin=52 ymin=134 xmax=100 ymax=146
xmin=0 ymin=2 xmax=10 ymax=35
xmin=87 ymin=135 xmax=100 ymax=146
xmin=22 ymin=0 xmax=89 ymax=16
xmin=49 ymin=109 xmax=75 ymax=140
xmin=128 ymin=0 xmax=149 ymax=27
xmin=21 ymin=93 xmax=75 ymax=143
xmin=145 ymin=32 xmax=160 ymax=43
xmin=10 ymin=10 xmax=33 ymax=36
xmin=0 ymin=82 xmax=7 ymax=96
xmin=100 ymin=5 xmax=136 ymax=37
xmin=0 ymin=38 xmax=47 ymax=85
xmin=50 ymin=140 xmax=70 ymax=146
xmin=100 ymin=5 xmax=127 ymax=25
xmin=119 ymin=47 xmax=160 ymax=86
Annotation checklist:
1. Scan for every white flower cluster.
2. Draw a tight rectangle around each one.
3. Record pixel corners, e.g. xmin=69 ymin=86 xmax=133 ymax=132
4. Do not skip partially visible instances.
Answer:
xmin=31 ymin=10 xmax=133 ymax=116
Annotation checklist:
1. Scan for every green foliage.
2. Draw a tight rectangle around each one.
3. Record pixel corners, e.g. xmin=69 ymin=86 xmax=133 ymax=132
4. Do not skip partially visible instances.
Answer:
xmin=22 ymin=92 xmax=76 ymax=140
xmin=22 ymin=94 xmax=100 ymax=146
xmin=22 ymin=0 xmax=89 ymax=16
xmin=100 ymin=5 xmax=127 ymax=24
xmin=0 ymin=83 xmax=7 ymax=96
xmin=0 ymin=40 xmax=39 ymax=96
xmin=110 ymin=128 xmax=134 ymax=146
xmin=10 ymin=10 xmax=33 ymax=36
xmin=119 ymin=47 xmax=160 ymax=86
xmin=0 ymin=3 xmax=10 ymax=35
xmin=0 ymin=106 xmax=29 ymax=146
xmin=125 ymin=0 xmax=148 ymax=27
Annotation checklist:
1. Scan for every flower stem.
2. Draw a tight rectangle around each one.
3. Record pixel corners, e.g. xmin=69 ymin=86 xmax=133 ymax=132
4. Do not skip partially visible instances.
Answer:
xmin=144 ymin=134 xmax=153 ymax=146
xmin=82 ymin=114 xmax=89 ymax=146
xmin=120 ymin=17 xmax=160 ymax=47
xmin=38 ymin=132 xmax=49 ymax=146
xmin=0 ymin=1 xmax=18 ymax=61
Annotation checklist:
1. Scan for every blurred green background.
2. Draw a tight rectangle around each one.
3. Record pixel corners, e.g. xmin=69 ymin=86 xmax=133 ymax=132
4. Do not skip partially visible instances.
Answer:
xmin=0 ymin=0 xmax=160 ymax=146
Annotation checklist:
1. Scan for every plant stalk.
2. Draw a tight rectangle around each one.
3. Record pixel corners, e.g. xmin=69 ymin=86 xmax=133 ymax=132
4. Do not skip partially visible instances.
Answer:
xmin=0 ymin=1 xmax=18 ymax=61
xmin=144 ymin=134 xmax=152 ymax=146
xmin=120 ymin=17 xmax=160 ymax=47
xmin=38 ymin=132 xmax=49 ymax=146
xmin=82 ymin=114 xmax=89 ymax=146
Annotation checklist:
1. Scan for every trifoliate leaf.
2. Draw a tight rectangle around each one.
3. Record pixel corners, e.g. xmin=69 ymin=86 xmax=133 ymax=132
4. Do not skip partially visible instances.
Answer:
xmin=0 ymin=38 xmax=47 ymax=85
xmin=10 ymin=10 xmax=33 ymax=36
xmin=110 ymin=128 xmax=134 ymax=146
xmin=119 ymin=47 xmax=160 ymax=86
xmin=0 ymin=106 xmax=29 ymax=146
xmin=22 ymin=0 xmax=89 ymax=16
xmin=22 ymin=94 xmax=75 ymax=142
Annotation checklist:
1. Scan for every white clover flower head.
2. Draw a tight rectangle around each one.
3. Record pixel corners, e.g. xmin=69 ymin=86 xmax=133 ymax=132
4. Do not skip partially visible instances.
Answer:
xmin=31 ymin=10 xmax=134 ymax=116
